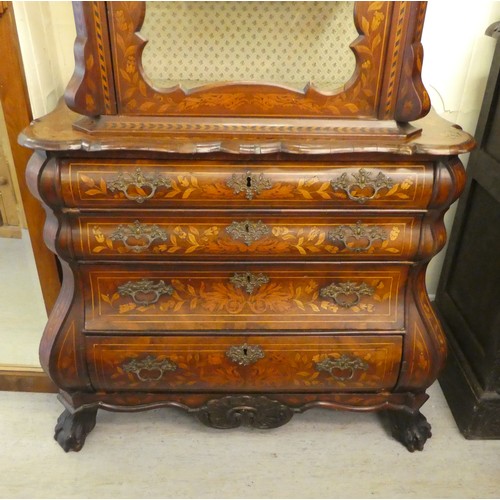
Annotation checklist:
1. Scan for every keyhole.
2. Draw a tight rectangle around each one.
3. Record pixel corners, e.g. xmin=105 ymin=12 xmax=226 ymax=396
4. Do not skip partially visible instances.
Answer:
xmin=246 ymin=176 xmax=252 ymax=188
xmin=243 ymin=347 xmax=248 ymax=356
xmin=245 ymin=223 xmax=250 ymax=232
xmin=246 ymin=275 xmax=251 ymax=283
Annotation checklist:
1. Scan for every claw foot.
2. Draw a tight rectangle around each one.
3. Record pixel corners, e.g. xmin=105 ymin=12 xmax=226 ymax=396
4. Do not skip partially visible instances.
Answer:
xmin=54 ymin=407 xmax=98 ymax=452
xmin=388 ymin=410 xmax=432 ymax=452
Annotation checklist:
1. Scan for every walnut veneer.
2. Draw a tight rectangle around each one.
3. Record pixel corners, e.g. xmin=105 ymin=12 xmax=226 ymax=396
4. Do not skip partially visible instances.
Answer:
xmin=20 ymin=1 xmax=474 ymax=452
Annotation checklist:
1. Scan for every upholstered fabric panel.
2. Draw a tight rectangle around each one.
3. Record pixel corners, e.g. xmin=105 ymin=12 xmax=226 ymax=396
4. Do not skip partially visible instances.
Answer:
xmin=140 ymin=1 xmax=357 ymax=91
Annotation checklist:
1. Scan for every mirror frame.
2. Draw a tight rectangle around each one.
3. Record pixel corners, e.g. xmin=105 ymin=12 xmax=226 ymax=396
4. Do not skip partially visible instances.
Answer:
xmin=66 ymin=1 xmax=430 ymax=122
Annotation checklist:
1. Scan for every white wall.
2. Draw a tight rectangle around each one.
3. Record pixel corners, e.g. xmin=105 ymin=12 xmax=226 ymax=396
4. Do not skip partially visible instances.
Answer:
xmin=13 ymin=1 xmax=500 ymax=295
xmin=13 ymin=1 xmax=75 ymax=118
xmin=421 ymin=1 xmax=500 ymax=295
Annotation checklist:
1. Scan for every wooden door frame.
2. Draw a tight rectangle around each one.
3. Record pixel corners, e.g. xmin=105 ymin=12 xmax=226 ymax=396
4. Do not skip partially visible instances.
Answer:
xmin=0 ymin=2 xmax=58 ymax=392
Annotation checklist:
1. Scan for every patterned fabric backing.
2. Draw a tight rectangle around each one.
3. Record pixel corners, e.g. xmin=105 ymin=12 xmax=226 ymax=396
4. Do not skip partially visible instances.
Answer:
xmin=140 ymin=1 xmax=357 ymax=91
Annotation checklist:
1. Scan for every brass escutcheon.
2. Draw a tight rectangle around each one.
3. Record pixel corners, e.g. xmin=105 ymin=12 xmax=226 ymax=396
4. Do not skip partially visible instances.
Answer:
xmin=122 ymin=355 xmax=177 ymax=382
xmin=108 ymin=168 xmax=172 ymax=203
xmin=117 ymin=279 xmax=174 ymax=306
xmin=315 ymin=354 xmax=369 ymax=381
xmin=226 ymin=343 xmax=265 ymax=366
xmin=331 ymin=169 xmax=394 ymax=203
xmin=226 ymin=171 xmax=273 ymax=200
xmin=329 ymin=221 xmax=388 ymax=252
xmin=109 ymin=220 xmax=168 ymax=252
xmin=226 ymin=220 xmax=271 ymax=246
xmin=229 ymin=272 xmax=270 ymax=294
xmin=320 ymin=281 xmax=375 ymax=308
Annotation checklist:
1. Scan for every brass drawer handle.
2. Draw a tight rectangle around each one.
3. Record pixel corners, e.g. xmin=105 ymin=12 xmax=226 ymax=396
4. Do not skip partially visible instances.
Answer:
xmin=320 ymin=281 xmax=375 ymax=308
xmin=315 ymin=354 xmax=369 ymax=381
xmin=109 ymin=220 xmax=168 ymax=252
xmin=226 ymin=171 xmax=273 ymax=200
xmin=229 ymin=272 xmax=270 ymax=294
xmin=122 ymin=355 xmax=177 ymax=382
xmin=226 ymin=343 xmax=265 ymax=366
xmin=226 ymin=220 xmax=270 ymax=246
xmin=329 ymin=221 xmax=388 ymax=252
xmin=108 ymin=168 xmax=172 ymax=203
xmin=331 ymin=169 xmax=393 ymax=203
xmin=117 ymin=279 xmax=174 ymax=306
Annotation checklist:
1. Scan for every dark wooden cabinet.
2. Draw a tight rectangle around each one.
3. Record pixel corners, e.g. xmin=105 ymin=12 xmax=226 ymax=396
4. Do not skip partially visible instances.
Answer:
xmin=20 ymin=1 xmax=474 ymax=452
xmin=436 ymin=23 xmax=500 ymax=439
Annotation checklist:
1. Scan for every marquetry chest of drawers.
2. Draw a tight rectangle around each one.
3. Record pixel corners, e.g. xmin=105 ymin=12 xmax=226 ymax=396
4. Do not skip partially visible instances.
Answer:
xmin=21 ymin=1 xmax=475 ymax=452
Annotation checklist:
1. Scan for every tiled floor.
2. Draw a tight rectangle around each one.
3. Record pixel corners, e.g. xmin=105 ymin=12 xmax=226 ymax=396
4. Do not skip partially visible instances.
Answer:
xmin=0 ymin=383 xmax=499 ymax=498
xmin=0 ymin=230 xmax=47 ymax=366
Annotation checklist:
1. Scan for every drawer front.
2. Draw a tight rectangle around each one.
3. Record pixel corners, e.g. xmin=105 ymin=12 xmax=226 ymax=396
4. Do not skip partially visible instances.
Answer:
xmin=86 ymin=335 xmax=403 ymax=392
xmin=61 ymin=161 xmax=433 ymax=209
xmin=76 ymin=215 xmax=420 ymax=260
xmin=84 ymin=265 xmax=407 ymax=331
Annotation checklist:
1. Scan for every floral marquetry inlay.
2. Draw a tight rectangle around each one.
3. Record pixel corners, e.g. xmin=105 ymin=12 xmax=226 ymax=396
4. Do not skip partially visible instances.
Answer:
xmin=75 ymin=168 xmax=420 ymax=206
xmin=88 ymin=219 xmax=408 ymax=258
xmin=97 ymin=275 xmax=392 ymax=318
xmin=90 ymin=336 xmax=403 ymax=392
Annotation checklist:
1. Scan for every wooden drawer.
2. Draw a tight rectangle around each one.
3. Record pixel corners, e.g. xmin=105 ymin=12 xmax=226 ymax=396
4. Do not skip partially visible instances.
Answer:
xmin=61 ymin=160 xmax=433 ymax=209
xmin=84 ymin=264 xmax=407 ymax=332
xmin=76 ymin=214 xmax=420 ymax=261
xmin=86 ymin=335 xmax=403 ymax=392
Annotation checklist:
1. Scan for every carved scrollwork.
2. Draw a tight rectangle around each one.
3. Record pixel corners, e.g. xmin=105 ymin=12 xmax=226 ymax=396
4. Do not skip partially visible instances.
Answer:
xmin=226 ymin=220 xmax=270 ymax=246
xmin=108 ymin=167 xmax=172 ymax=203
xmin=315 ymin=354 xmax=369 ymax=381
xmin=331 ymin=169 xmax=394 ymax=203
xmin=195 ymin=395 xmax=294 ymax=429
xmin=109 ymin=220 xmax=168 ymax=252
xmin=320 ymin=281 xmax=375 ymax=308
xmin=122 ymin=355 xmax=178 ymax=382
xmin=226 ymin=171 xmax=273 ymax=200
xmin=225 ymin=343 xmax=265 ymax=366
xmin=229 ymin=272 xmax=270 ymax=294
xmin=329 ymin=221 xmax=388 ymax=252
xmin=117 ymin=279 xmax=174 ymax=305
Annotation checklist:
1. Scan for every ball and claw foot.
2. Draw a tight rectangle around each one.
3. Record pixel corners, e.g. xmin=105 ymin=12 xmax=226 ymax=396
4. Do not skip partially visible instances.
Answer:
xmin=54 ymin=407 xmax=98 ymax=452
xmin=388 ymin=410 xmax=432 ymax=452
